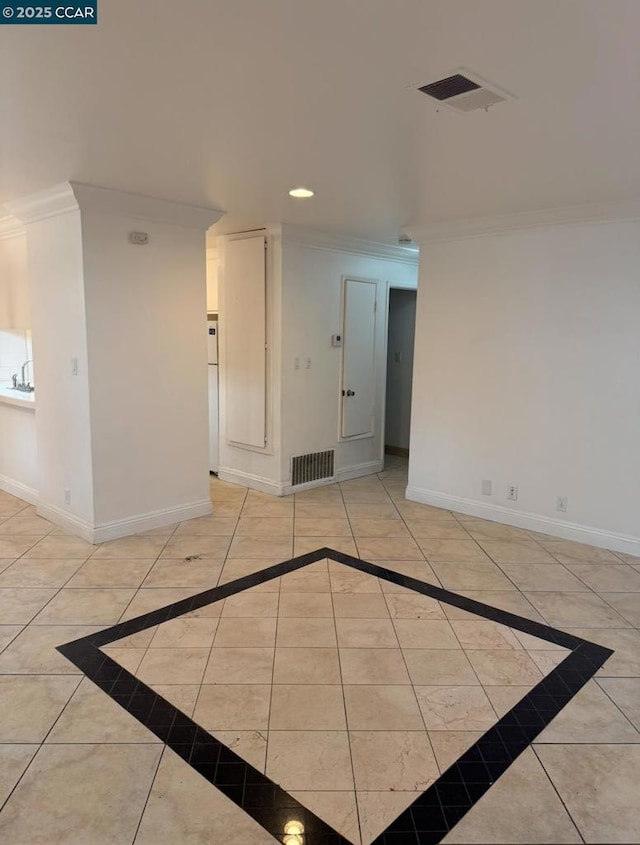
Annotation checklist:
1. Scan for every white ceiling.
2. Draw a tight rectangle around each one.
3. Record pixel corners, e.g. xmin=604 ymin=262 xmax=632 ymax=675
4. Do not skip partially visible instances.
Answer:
xmin=2 ymin=0 xmax=640 ymax=242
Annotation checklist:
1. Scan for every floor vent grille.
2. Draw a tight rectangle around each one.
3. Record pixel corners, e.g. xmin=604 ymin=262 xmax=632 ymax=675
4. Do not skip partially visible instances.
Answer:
xmin=291 ymin=450 xmax=335 ymax=486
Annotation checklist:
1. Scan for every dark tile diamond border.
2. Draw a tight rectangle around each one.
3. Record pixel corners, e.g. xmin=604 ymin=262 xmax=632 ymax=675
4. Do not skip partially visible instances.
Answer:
xmin=57 ymin=548 xmax=613 ymax=845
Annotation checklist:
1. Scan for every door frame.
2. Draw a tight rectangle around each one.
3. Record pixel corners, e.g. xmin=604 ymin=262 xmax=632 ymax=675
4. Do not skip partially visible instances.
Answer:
xmin=380 ymin=282 xmax=419 ymax=463
xmin=338 ymin=275 xmax=379 ymax=442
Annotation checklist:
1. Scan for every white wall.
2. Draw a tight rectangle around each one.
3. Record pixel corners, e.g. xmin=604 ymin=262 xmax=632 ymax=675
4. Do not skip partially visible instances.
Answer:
xmin=0 ymin=329 xmax=32 ymax=386
xmin=82 ymin=211 xmax=211 ymax=526
xmin=216 ymin=227 xmax=418 ymax=494
xmin=280 ymin=233 xmax=418 ymax=487
xmin=0 ymin=403 xmax=37 ymax=500
xmin=217 ymin=230 xmax=283 ymax=493
xmin=0 ymin=227 xmax=36 ymax=503
xmin=27 ymin=210 xmax=96 ymax=527
xmin=0 ymin=230 xmax=30 ymax=329
xmin=385 ymin=288 xmax=416 ymax=451
xmin=8 ymin=182 xmax=223 ymax=541
xmin=408 ymin=219 xmax=640 ymax=553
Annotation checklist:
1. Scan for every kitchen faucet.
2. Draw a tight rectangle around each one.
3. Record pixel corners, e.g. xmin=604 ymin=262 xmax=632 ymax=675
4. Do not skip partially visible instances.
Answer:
xmin=10 ymin=360 xmax=35 ymax=393
xmin=22 ymin=360 xmax=33 ymax=386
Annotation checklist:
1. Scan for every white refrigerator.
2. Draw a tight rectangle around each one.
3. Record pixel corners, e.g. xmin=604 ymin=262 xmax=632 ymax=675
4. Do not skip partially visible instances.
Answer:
xmin=207 ymin=317 xmax=219 ymax=473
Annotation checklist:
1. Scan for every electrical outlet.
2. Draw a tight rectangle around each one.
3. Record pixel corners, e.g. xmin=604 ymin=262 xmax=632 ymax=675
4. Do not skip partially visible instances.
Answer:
xmin=304 ymin=356 xmax=311 ymax=370
xmin=294 ymin=357 xmax=300 ymax=370
xmin=556 ymin=496 xmax=568 ymax=512
xmin=64 ymin=488 xmax=71 ymax=506
xmin=507 ymin=485 xmax=518 ymax=501
xmin=481 ymin=479 xmax=492 ymax=496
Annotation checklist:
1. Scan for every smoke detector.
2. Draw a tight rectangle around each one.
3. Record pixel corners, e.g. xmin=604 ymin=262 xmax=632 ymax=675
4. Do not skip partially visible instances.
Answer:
xmin=416 ymin=68 xmax=515 ymax=113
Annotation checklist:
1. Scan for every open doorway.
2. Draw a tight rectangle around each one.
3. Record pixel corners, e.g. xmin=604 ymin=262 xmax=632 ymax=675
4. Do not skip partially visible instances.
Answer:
xmin=384 ymin=287 xmax=417 ymax=459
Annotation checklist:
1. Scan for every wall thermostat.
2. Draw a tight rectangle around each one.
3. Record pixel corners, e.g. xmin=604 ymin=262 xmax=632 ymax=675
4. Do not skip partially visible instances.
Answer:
xmin=129 ymin=231 xmax=149 ymax=245
xmin=331 ymin=334 xmax=342 ymax=347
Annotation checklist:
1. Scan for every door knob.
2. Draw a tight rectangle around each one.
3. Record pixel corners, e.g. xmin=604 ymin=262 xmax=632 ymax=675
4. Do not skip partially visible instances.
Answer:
xmin=346 ymin=389 xmax=355 ymax=397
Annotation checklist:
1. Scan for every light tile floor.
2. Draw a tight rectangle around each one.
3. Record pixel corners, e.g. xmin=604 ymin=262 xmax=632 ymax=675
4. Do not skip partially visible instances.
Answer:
xmin=104 ymin=560 xmax=573 ymax=842
xmin=0 ymin=456 xmax=639 ymax=844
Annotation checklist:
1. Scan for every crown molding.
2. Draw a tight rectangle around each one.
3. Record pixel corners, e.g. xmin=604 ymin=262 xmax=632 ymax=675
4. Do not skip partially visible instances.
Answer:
xmin=70 ymin=183 xmax=225 ymax=229
xmin=0 ymin=215 xmax=26 ymax=240
xmin=5 ymin=183 xmax=79 ymax=226
xmin=6 ymin=182 xmax=225 ymax=230
xmin=408 ymin=198 xmax=640 ymax=244
xmin=279 ymin=223 xmax=419 ymax=264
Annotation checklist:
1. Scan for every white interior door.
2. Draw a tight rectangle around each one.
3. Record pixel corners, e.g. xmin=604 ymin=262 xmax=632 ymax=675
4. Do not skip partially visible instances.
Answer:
xmin=341 ymin=278 xmax=377 ymax=438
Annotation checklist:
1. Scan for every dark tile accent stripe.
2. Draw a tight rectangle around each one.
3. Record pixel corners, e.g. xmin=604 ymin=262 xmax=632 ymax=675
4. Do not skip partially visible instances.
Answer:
xmin=57 ymin=547 xmax=613 ymax=845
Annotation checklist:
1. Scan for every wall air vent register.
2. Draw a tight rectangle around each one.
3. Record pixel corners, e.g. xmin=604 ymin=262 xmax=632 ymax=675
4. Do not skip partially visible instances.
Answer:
xmin=291 ymin=449 xmax=335 ymax=486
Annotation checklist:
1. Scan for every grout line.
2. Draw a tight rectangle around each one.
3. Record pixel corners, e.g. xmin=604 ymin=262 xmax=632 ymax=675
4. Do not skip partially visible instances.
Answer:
xmin=0 ymin=625 xmax=25 ymax=655
xmin=5 ymin=532 xmax=49 ymax=562
xmin=378 ymin=586 xmax=445 ymax=777
xmin=115 ymin=526 xmax=183 ymax=624
xmin=129 ymin=742 xmax=166 ymax=845
xmin=531 ymin=745 xmax=587 ymax=844
xmin=0 ymin=741 xmax=43 ymax=815
xmin=597 ymin=592 xmax=638 ymax=628
xmin=262 ymin=578 xmax=281 ymax=778
xmin=339 ymin=478 xmax=359 ymax=559
xmin=592 ymin=677 xmax=640 ymax=737
xmin=332 ymin=477 xmax=364 ymax=845
xmin=31 ymin=674 xmax=85 ymax=747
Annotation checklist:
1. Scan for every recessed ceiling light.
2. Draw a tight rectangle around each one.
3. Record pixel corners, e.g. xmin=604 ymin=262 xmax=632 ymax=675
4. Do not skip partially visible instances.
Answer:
xmin=289 ymin=187 xmax=314 ymax=198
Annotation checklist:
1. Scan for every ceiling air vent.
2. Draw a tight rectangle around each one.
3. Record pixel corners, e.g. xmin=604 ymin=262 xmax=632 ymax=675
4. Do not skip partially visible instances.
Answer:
xmin=417 ymin=69 xmax=514 ymax=113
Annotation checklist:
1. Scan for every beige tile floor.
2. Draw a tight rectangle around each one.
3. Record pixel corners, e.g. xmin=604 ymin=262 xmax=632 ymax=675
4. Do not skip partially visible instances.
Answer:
xmin=0 ymin=456 xmax=638 ymax=844
xmin=105 ymin=558 xmax=571 ymax=842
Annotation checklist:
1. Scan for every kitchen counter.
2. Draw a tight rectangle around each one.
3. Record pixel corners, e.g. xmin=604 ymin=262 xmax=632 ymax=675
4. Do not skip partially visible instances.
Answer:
xmin=0 ymin=384 xmax=36 ymax=410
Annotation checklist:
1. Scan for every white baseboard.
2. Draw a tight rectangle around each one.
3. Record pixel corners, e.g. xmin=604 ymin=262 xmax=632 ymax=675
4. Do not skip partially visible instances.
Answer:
xmin=92 ymin=499 xmax=213 ymax=543
xmin=217 ymin=460 xmax=384 ymax=498
xmin=281 ymin=477 xmax=336 ymax=496
xmin=283 ymin=461 xmax=383 ymax=493
xmin=406 ymin=486 xmax=640 ymax=558
xmin=0 ymin=474 xmax=39 ymax=506
xmin=36 ymin=502 xmax=96 ymax=543
xmin=217 ymin=467 xmax=285 ymax=497
xmin=337 ymin=460 xmax=384 ymax=483
xmin=37 ymin=499 xmax=213 ymax=544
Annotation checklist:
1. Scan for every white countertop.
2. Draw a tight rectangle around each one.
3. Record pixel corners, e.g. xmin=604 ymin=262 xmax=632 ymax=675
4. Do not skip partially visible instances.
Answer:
xmin=0 ymin=384 xmax=36 ymax=410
